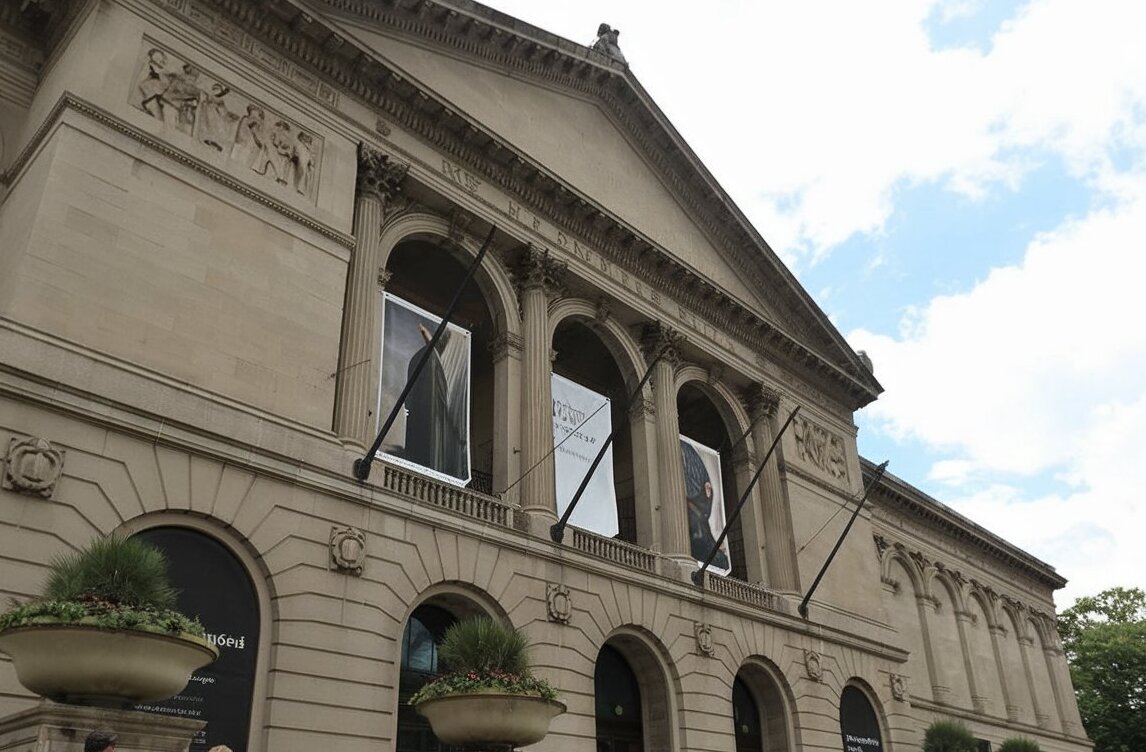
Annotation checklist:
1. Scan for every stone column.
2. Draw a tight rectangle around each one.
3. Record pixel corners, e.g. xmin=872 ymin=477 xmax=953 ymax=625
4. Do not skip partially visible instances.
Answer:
xmin=744 ymin=384 xmax=801 ymax=592
xmin=333 ymin=143 xmax=409 ymax=449
xmin=515 ymin=247 xmax=565 ymax=528
xmin=627 ymin=395 xmax=661 ymax=550
xmin=643 ymin=323 xmax=691 ymax=571
xmin=489 ymin=331 xmax=523 ymax=507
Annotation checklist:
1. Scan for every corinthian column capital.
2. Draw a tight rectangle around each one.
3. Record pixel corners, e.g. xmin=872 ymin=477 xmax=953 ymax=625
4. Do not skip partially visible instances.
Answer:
xmin=743 ymin=383 xmax=781 ymax=421
xmin=512 ymin=245 xmax=566 ymax=297
xmin=356 ymin=143 xmax=409 ymax=208
xmin=640 ymin=322 xmax=683 ymax=367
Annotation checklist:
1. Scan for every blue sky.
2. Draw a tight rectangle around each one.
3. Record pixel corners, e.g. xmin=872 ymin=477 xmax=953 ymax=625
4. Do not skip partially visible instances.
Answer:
xmin=480 ymin=0 xmax=1146 ymax=607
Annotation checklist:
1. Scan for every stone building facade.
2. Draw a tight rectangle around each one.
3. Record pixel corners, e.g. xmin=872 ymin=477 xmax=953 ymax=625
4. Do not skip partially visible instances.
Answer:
xmin=0 ymin=0 xmax=1090 ymax=750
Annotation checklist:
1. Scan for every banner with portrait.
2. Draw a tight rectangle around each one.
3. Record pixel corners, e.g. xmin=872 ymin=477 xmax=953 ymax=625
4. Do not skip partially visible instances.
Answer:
xmin=378 ymin=293 xmax=471 ymax=486
xmin=679 ymin=435 xmax=731 ymax=575
xmin=552 ymin=374 xmax=616 ymax=536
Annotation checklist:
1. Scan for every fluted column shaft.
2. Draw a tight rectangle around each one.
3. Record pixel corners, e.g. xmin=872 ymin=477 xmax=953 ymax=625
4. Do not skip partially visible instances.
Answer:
xmin=333 ymin=144 xmax=408 ymax=448
xmin=747 ymin=385 xmax=801 ymax=592
xmin=645 ymin=325 xmax=689 ymax=563
xmin=516 ymin=247 xmax=564 ymax=524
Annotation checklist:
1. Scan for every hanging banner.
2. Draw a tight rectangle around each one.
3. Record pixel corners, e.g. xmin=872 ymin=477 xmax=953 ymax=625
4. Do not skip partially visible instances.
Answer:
xmin=679 ymin=435 xmax=731 ymax=575
xmin=378 ymin=293 xmax=471 ymax=486
xmin=552 ymin=374 xmax=617 ymax=536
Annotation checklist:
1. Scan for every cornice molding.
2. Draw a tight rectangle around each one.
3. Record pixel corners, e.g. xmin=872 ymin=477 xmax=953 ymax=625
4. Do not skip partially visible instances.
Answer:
xmin=865 ymin=459 xmax=1066 ymax=590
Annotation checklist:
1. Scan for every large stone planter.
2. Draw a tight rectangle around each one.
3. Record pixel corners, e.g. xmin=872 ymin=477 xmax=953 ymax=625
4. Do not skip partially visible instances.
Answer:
xmin=415 ymin=691 xmax=566 ymax=747
xmin=0 ymin=624 xmax=218 ymax=707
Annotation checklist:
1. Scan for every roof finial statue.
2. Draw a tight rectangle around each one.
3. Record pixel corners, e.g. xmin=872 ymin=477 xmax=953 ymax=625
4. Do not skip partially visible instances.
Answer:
xmin=592 ymin=23 xmax=626 ymax=64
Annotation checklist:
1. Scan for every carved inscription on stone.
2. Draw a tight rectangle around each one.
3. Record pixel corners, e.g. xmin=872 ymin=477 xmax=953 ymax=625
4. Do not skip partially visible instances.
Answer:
xmin=131 ymin=42 xmax=323 ymax=202
xmin=2 ymin=437 xmax=65 ymax=498
xmin=792 ymin=416 xmax=848 ymax=481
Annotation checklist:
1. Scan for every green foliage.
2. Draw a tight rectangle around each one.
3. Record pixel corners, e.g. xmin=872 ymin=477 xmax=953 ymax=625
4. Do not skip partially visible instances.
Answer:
xmin=44 ymin=534 xmax=177 ymax=609
xmin=409 ymin=616 xmax=556 ymax=706
xmin=998 ymin=737 xmax=1041 ymax=752
xmin=922 ymin=719 xmax=977 ymax=752
xmin=438 ymin=616 xmax=529 ymax=675
xmin=0 ymin=535 xmax=204 ymax=638
xmin=1058 ymin=587 xmax=1146 ymax=752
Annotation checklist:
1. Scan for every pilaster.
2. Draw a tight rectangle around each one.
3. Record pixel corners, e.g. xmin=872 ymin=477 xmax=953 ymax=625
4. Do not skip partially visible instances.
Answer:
xmin=643 ymin=323 xmax=690 ymax=573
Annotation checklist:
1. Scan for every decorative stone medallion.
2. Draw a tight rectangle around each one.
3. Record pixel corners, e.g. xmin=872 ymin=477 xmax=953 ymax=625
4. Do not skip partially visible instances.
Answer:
xmin=803 ymin=649 xmax=824 ymax=682
xmin=546 ymin=583 xmax=572 ymax=624
xmin=694 ymin=622 xmax=714 ymax=657
xmin=330 ymin=526 xmax=366 ymax=575
xmin=2 ymin=437 xmax=65 ymax=498
xmin=890 ymin=673 xmax=907 ymax=701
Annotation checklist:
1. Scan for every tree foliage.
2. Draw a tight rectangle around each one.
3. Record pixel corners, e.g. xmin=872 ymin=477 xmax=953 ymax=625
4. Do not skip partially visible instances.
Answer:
xmin=1058 ymin=587 xmax=1146 ymax=752
xmin=998 ymin=738 xmax=1040 ymax=752
xmin=921 ymin=719 xmax=977 ymax=752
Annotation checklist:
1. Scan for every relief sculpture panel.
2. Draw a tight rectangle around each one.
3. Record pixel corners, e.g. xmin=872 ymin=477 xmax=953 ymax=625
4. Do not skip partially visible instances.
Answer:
xmin=131 ymin=42 xmax=322 ymax=202
xmin=792 ymin=415 xmax=849 ymax=482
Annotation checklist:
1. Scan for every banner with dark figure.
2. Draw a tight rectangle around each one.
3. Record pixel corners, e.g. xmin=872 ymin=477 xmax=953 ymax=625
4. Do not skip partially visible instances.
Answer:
xmin=378 ymin=293 xmax=471 ymax=486
xmin=679 ymin=436 xmax=731 ymax=575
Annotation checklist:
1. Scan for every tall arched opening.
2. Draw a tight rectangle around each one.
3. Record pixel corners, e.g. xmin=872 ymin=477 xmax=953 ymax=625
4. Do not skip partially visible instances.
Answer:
xmin=594 ymin=631 xmax=677 ymax=752
xmin=735 ymin=659 xmax=796 ymax=752
xmin=839 ymin=683 xmax=885 ymax=752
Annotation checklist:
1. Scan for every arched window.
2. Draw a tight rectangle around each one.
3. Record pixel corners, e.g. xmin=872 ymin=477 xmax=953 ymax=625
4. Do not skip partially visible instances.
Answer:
xmin=397 ymin=604 xmax=460 ymax=752
xmin=733 ymin=675 xmax=763 ymax=751
xmin=839 ymin=685 xmax=883 ymax=752
xmin=595 ymin=645 xmax=643 ymax=752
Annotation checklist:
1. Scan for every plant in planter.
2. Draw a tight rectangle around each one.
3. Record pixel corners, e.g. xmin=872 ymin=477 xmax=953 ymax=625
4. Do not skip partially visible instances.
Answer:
xmin=922 ymin=719 xmax=978 ymax=752
xmin=0 ymin=534 xmax=218 ymax=707
xmin=410 ymin=616 xmax=565 ymax=747
xmin=998 ymin=738 xmax=1041 ymax=752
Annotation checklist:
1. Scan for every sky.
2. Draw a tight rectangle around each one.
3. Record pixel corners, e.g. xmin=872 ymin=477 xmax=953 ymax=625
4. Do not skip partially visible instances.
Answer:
xmin=479 ymin=0 xmax=1146 ymax=609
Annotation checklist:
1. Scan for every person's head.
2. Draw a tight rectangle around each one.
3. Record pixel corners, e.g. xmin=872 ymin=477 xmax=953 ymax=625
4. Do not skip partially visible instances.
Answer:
xmin=84 ymin=730 xmax=117 ymax=752
xmin=147 ymin=49 xmax=166 ymax=67
xmin=681 ymin=441 xmax=714 ymax=516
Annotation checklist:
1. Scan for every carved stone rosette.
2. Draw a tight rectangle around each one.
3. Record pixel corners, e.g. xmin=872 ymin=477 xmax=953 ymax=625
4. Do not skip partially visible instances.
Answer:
xmin=546 ymin=583 xmax=572 ymax=624
xmin=803 ymin=649 xmax=824 ymax=682
xmin=694 ymin=622 xmax=714 ymax=657
xmin=2 ymin=437 xmax=65 ymax=498
xmin=356 ymin=143 xmax=409 ymax=208
xmin=890 ymin=673 xmax=907 ymax=702
xmin=330 ymin=526 xmax=367 ymax=575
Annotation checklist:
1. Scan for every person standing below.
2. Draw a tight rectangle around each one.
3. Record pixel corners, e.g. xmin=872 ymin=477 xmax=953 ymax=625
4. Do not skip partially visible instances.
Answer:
xmin=84 ymin=730 xmax=117 ymax=752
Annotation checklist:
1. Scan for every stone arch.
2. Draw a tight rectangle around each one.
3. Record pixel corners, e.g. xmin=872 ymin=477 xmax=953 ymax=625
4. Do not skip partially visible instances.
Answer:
xmin=925 ymin=571 xmax=973 ymax=708
xmin=735 ymin=655 xmax=799 ymax=752
xmin=998 ymin=602 xmax=1036 ymax=724
xmin=880 ymin=546 xmax=925 ymax=595
xmin=839 ymin=678 xmax=891 ymax=752
xmin=597 ymin=625 xmax=682 ymax=752
xmin=674 ymin=365 xmax=760 ymax=580
xmin=119 ymin=513 xmax=273 ymax=752
xmin=398 ymin=579 xmax=512 ymax=629
xmin=547 ymin=298 xmax=647 ymax=390
xmin=964 ymin=587 xmax=1006 ymax=717
xmin=1026 ymin=614 xmax=1062 ymax=732
xmin=880 ymin=550 xmax=934 ymax=702
xmin=378 ymin=211 xmax=520 ymax=338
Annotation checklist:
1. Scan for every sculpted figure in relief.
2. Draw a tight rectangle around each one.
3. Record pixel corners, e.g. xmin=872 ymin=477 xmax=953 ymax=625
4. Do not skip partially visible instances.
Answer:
xmin=133 ymin=44 xmax=322 ymax=200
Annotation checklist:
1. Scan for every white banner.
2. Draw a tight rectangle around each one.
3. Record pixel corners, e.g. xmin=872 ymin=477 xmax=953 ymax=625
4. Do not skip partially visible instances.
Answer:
xmin=377 ymin=293 xmax=471 ymax=486
xmin=552 ymin=374 xmax=616 ymax=536
xmin=679 ymin=435 xmax=731 ymax=575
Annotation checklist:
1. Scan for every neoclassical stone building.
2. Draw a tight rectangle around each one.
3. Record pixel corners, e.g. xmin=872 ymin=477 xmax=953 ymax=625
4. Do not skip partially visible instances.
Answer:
xmin=0 ymin=0 xmax=1089 ymax=751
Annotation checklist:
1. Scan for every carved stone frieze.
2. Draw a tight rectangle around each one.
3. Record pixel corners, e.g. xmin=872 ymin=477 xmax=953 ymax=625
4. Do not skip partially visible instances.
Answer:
xmin=2 ymin=437 xmax=65 ymax=498
xmin=131 ymin=42 xmax=323 ymax=202
xmin=546 ymin=583 xmax=572 ymax=624
xmin=803 ymin=650 xmax=823 ymax=682
xmin=694 ymin=622 xmax=714 ymax=657
xmin=329 ymin=526 xmax=366 ymax=575
xmin=357 ymin=142 xmax=409 ymax=208
xmin=791 ymin=416 xmax=848 ymax=482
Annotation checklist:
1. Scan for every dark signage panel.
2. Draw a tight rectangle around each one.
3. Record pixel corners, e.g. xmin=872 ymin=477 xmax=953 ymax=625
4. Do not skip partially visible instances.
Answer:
xmin=839 ymin=685 xmax=883 ymax=752
xmin=135 ymin=527 xmax=260 ymax=752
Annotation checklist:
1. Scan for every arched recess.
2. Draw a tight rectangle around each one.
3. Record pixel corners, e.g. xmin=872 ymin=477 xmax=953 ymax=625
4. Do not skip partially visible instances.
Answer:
xmin=548 ymin=299 xmax=651 ymax=545
xmin=838 ymin=680 xmax=890 ymax=752
xmin=596 ymin=627 xmax=681 ymax=752
xmin=394 ymin=582 xmax=510 ymax=752
xmin=998 ymin=604 xmax=1036 ymax=724
xmin=924 ymin=571 xmax=973 ymax=709
xmin=374 ymin=213 xmax=519 ymax=494
xmin=880 ymin=551 xmax=934 ymax=702
xmin=674 ymin=367 xmax=758 ymax=581
xmin=120 ymin=514 xmax=274 ymax=752
xmin=1025 ymin=616 xmax=1062 ymax=732
xmin=964 ymin=590 xmax=1006 ymax=717
xmin=735 ymin=657 xmax=797 ymax=752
